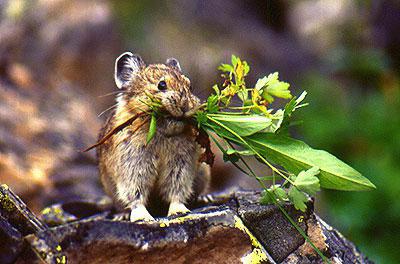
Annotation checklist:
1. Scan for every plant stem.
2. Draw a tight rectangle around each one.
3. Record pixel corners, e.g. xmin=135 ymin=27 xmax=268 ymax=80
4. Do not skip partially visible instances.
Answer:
xmin=225 ymin=144 xmax=329 ymax=263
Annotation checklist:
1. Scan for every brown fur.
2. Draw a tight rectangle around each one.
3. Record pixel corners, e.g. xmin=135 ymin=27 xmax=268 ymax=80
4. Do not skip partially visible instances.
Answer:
xmin=97 ymin=56 xmax=210 ymax=219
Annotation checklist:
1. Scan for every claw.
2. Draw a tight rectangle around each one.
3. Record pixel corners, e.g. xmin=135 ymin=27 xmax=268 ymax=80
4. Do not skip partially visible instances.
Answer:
xmin=168 ymin=202 xmax=190 ymax=216
xmin=112 ymin=212 xmax=129 ymax=221
xmin=130 ymin=204 xmax=154 ymax=222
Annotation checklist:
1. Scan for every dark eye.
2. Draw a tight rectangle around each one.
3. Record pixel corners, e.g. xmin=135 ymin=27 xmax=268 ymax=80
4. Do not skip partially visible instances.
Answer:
xmin=158 ymin=80 xmax=167 ymax=91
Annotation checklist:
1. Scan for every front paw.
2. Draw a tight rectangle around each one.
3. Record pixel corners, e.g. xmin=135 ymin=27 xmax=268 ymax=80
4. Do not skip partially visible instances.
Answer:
xmin=168 ymin=202 xmax=190 ymax=216
xmin=130 ymin=204 xmax=155 ymax=222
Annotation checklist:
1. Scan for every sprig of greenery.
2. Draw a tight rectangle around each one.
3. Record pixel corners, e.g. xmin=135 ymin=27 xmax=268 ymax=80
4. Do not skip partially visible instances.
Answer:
xmin=144 ymin=55 xmax=376 ymax=262
xmin=192 ymin=55 xmax=375 ymax=262
xmin=195 ymin=55 xmax=375 ymax=210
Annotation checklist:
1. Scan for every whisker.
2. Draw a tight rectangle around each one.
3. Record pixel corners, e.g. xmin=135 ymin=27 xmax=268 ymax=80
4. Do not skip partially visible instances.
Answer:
xmin=98 ymin=90 xmax=127 ymax=98
xmin=98 ymin=103 xmax=118 ymax=117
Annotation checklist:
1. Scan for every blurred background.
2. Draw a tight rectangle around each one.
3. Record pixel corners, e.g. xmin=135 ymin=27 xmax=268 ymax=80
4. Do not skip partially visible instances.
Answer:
xmin=0 ymin=0 xmax=399 ymax=263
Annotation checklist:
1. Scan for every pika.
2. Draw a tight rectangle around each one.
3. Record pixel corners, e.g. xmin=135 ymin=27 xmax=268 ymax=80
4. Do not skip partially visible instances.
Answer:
xmin=97 ymin=52 xmax=210 ymax=222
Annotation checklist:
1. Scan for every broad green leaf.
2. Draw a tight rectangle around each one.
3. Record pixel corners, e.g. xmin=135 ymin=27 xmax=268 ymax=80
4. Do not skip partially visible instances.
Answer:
xmin=208 ymin=114 xmax=272 ymax=136
xmin=294 ymin=167 xmax=320 ymax=196
xmin=146 ymin=114 xmax=157 ymax=144
xmin=246 ymin=133 xmax=376 ymax=191
xmin=288 ymin=187 xmax=308 ymax=212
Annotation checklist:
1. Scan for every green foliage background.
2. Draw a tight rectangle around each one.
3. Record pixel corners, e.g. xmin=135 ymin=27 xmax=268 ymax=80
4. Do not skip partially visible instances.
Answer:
xmin=111 ymin=1 xmax=400 ymax=262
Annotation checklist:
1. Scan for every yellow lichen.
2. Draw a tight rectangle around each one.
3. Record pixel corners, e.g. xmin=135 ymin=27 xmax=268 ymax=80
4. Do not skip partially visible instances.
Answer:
xmin=242 ymin=248 xmax=269 ymax=264
xmin=41 ymin=207 xmax=51 ymax=215
xmin=41 ymin=206 xmax=64 ymax=219
xmin=159 ymin=222 xmax=168 ymax=228
xmin=0 ymin=192 xmax=15 ymax=212
xmin=158 ymin=213 xmax=211 ymax=227
xmin=234 ymin=216 xmax=268 ymax=264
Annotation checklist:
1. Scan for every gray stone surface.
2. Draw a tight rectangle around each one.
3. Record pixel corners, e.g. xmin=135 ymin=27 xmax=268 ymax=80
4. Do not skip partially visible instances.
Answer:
xmin=0 ymin=185 xmax=373 ymax=264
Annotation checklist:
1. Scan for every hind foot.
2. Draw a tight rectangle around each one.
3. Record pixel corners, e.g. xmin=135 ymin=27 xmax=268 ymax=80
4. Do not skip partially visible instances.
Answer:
xmin=167 ymin=201 xmax=190 ymax=216
xmin=130 ymin=204 xmax=154 ymax=222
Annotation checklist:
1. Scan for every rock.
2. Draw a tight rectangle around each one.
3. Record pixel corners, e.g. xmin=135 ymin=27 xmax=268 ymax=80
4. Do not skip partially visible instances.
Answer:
xmin=0 ymin=185 xmax=373 ymax=263
xmin=0 ymin=184 xmax=46 ymax=235
xmin=0 ymin=215 xmax=24 ymax=264
xmin=237 ymin=190 xmax=311 ymax=262
xmin=27 ymin=206 xmax=272 ymax=264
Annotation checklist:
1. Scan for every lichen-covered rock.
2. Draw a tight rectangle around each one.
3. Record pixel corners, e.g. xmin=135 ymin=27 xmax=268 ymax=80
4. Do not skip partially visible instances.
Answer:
xmin=0 ymin=215 xmax=24 ymax=264
xmin=0 ymin=185 xmax=373 ymax=264
xmin=28 ymin=206 xmax=272 ymax=264
xmin=237 ymin=190 xmax=311 ymax=262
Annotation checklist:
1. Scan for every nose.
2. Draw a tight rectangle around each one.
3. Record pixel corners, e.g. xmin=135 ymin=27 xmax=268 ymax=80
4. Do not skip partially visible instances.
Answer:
xmin=180 ymin=102 xmax=189 ymax=113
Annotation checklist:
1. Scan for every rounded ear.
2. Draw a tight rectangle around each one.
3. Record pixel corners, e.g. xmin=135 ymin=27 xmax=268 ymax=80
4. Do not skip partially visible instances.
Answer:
xmin=166 ymin=58 xmax=182 ymax=72
xmin=115 ymin=52 xmax=145 ymax=89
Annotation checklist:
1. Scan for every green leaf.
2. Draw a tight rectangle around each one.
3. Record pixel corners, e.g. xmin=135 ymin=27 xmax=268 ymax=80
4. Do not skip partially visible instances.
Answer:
xmin=226 ymin=148 xmax=255 ymax=156
xmin=260 ymin=185 xmax=288 ymax=205
xmin=223 ymin=152 xmax=239 ymax=163
xmin=243 ymin=62 xmax=250 ymax=76
xmin=264 ymin=81 xmax=291 ymax=101
xmin=208 ymin=114 xmax=272 ymax=136
xmin=231 ymin=55 xmax=239 ymax=67
xmin=146 ymin=114 xmax=157 ymax=144
xmin=288 ymin=187 xmax=308 ymax=212
xmin=260 ymin=190 xmax=273 ymax=204
xmin=237 ymin=89 xmax=248 ymax=102
xmin=218 ymin=63 xmax=233 ymax=73
xmin=274 ymin=186 xmax=288 ymax=200
xmin=267 ymin=109 xmax=284 ymax=133
xmin=212 ymin=84 xmax=220 ymax=96
xmin=256 ymin=72 xmax=293 ymax=103
xmin=196 ymin=111 xmax=207 ymax=126
xmin=245 ymin=133 xmax=376 ymax=191
xmin=207 ymin=94 xmax=219 ymax=113
xmin=293 ymin=167 xmax=321 ymax=196
xmin=255 ymin=76 xmax=268 ymax=91
xmin=277 ymin=91 xmax=308 ymax=135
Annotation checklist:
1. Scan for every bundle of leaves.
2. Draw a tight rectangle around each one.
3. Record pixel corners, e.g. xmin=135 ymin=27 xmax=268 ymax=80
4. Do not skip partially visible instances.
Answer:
xmin=189 ymin=55 xmax=375 ymax=211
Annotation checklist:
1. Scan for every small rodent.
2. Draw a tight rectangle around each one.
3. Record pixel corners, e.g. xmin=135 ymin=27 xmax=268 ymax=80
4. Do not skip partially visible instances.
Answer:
xmin=97 ymin=52 xmax=210 ymax=222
